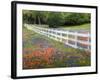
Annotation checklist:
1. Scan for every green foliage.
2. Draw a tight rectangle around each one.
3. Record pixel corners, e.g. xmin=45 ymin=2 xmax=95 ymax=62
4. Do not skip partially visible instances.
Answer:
xmin=47 ymin=12 xmax=64 ymax=28
xmin=64 ymin=13 xmax=90 ymax=25
xmin=23 ymin=10 xmax=91 ymax=28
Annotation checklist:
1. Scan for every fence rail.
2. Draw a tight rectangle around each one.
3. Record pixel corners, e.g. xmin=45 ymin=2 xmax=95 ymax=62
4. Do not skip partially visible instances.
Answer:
xmin=25 ymin=24 xmax=91 ymax=51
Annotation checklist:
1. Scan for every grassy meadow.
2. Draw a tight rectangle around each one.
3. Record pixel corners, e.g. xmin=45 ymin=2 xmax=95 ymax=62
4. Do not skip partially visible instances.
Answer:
xmin=23 ymin=26 xmax=91 ymax=69
xmin=62 ymin=23 xmax=90 ymax=30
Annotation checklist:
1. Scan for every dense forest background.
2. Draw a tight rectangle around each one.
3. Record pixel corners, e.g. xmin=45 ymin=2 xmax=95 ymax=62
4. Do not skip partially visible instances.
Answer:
xmin=23 ymin=10 xmax=91 ymax=28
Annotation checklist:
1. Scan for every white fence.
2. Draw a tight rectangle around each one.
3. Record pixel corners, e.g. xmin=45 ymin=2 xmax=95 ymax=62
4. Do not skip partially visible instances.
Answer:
xmin=25 ymin=24 xmax=91 ymax=51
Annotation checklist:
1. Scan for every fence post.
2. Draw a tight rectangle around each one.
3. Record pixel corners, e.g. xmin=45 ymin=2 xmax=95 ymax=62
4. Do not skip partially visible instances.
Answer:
xmin=47 ymin=29 xmax=49 ymax=37
xmin=55 ymin=30 xmax=58 ymax=41
xmin=66 ymin=31 xmax=68 ymax=45
xmin=88 ymin=32 xmax=90 ymax=50
xmin=60 ymin=32 xmax=62 ymax=42
xmin=75 ymin=31 xmax=78 ymax=48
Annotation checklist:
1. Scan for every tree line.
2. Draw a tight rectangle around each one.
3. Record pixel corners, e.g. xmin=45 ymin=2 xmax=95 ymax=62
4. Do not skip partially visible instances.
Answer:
xmin=23 ymin=10 xmax=91 ymax=28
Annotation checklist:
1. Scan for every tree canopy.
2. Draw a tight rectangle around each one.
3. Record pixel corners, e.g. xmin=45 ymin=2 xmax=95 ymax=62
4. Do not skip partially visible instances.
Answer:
xmin=23 ymin=10 xmax=91 ymax=28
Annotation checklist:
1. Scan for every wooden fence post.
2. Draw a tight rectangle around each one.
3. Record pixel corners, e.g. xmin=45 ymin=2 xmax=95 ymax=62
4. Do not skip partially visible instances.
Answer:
xmin=88 ymin=32 xmax=90 ymax=50
xmin=75 ymin=31 xmax=78 ymax=48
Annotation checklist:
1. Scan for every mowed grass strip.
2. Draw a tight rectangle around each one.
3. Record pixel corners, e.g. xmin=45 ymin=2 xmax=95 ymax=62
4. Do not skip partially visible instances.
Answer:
xmin=61 ymin=23 xmax=90 ymax=30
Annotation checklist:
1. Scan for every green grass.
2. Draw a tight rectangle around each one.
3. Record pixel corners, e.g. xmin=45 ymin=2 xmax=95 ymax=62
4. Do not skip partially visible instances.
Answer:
xmin=61 ymin=23 xmax=90 ymax=30
xmin=23 ymin=27 xmax=40 ymax=50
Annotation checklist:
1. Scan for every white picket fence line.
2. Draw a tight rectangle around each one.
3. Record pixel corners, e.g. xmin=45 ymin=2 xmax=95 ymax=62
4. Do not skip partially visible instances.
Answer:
xmin=25 ymin=24 xmax=91 ymax=51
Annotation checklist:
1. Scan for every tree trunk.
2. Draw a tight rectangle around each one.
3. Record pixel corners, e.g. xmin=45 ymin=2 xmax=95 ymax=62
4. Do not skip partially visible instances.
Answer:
xmin=38 ymin=16 xmax=41 ymax=24
xmin=34 ymin=16 xmax=36 ymax=24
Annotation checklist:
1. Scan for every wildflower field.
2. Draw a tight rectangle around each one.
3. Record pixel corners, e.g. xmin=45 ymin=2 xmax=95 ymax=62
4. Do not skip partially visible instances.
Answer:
xmin=22 ymin=27 xmax=91 ymax=69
